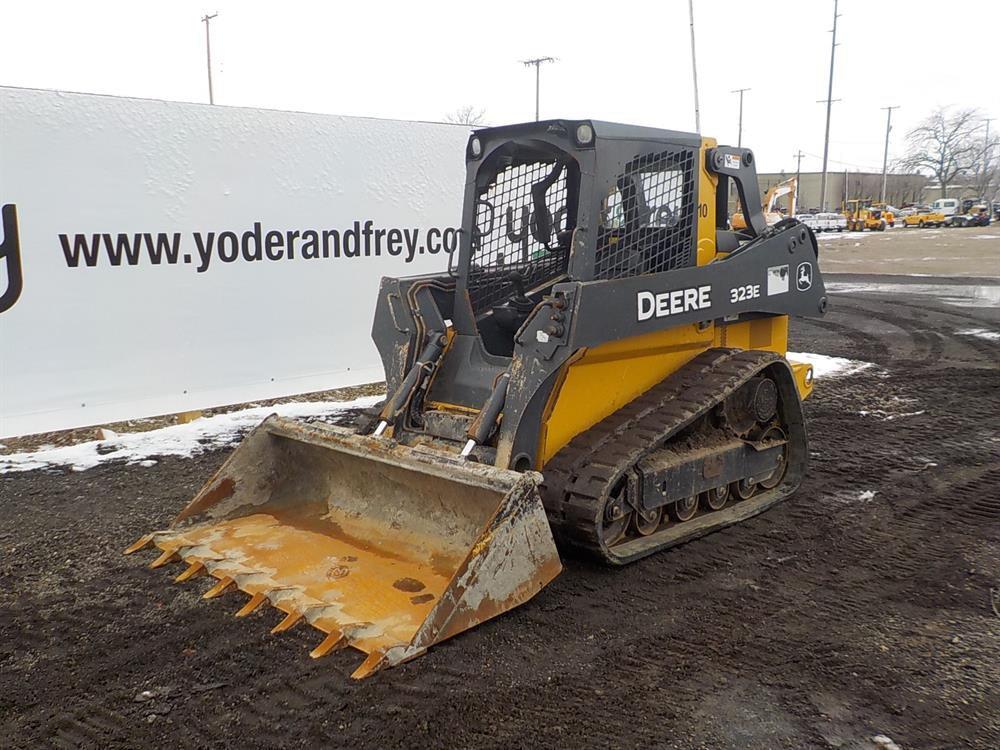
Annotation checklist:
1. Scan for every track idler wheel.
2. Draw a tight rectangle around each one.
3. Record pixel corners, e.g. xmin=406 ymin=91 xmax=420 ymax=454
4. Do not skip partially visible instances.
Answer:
xmin=757 ymin=426 xmax=788 ymax=490
xmin=632 ymin=506 xmax=663 ymax=536
xmin=733 ymin=477 xmax=758 ymax=500
xmin=723 ymin=377 xmax=778 ymax=435
xmin=601 ymin=480 xmax=632 ymax=546
xmin=701 ymin=484 xmax=730 ymax=511
xmin=670 ymin=495 xmax=699 ymax=522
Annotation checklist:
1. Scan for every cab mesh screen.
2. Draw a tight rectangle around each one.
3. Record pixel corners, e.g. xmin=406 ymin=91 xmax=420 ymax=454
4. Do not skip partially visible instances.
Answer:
xmin=468 ymin=161 xmax=569 ymax=315
xmin=595 ymin=149 xmax=696 ymax=280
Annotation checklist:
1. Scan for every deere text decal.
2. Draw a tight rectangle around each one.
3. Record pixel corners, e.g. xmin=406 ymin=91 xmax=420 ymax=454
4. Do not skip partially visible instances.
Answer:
xmin=637 ymin=285 xmax=712 ymax=321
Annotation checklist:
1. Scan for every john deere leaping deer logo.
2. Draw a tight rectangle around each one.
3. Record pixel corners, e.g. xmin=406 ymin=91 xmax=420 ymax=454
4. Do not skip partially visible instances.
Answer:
xmin=0 ymin=204 xmax=23 ymax=314
xmin=796 ymin=261 xmax=813 ymax=292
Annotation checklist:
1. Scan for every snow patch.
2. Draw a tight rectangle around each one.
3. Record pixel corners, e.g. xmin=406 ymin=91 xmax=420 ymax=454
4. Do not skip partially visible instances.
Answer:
xmin=872 ymin=735 xmax=901 ymax=750
xmin=786 ymin=351 xmax=875 ymax=378
xmin=826 ymin=282 xmax=1000 ymax=309
xmin=858 ymin=490 xmax=877 ymax=501
xmin=957 ymin=328 xmax=1000 ymax=341
xmin=0 ymin=395 xmax=384 ymax=475
xmin=971 ymin=234 xmax=999 ymax=240
xmin=816 ymin=231 xmax=869 ymax=241
xmin=859 ymin=408 xmax=926 ymax=421
xmin=858 ymin=393 xmax=924 ymax=422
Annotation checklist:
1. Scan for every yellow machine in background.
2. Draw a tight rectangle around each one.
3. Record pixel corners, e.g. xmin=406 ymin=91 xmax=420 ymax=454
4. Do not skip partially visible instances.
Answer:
xmin=732 ymin=176 xmax=797 ymax=231
xmin=844 ymin=199 xmax=887 ymax=231
xmin=869 ymin=203 xmax=896 ymax=227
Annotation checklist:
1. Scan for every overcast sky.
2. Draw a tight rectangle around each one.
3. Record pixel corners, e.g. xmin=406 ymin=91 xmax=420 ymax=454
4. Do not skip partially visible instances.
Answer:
xmin=2 ymin=0 xmax=996 ymax=174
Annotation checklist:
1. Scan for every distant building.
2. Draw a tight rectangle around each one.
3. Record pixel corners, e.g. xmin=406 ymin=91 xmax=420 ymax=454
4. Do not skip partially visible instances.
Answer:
xmin=736 ymin=171 xmax=929 ymax=213
xmin=920 ymin=176 xmax=992 ymax=203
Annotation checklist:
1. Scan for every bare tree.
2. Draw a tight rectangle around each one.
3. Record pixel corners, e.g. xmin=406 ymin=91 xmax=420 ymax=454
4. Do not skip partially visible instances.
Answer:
xmin=886 ymin=173 xmax=928 ymax=206
xmin=900 ymin=107 xmax=983 ymax=199
xmin=971 ymin=133 xmax=1000 ymax=201
xmin=445 ymin=105 xmax=487 ymax=126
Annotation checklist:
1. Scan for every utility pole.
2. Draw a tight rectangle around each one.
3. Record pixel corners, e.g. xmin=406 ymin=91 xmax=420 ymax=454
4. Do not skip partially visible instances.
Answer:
xmin=202 ymin=13 xmax=218 ymax=105
xmin=983 ymin=118 xmax=994 ymax=200
xmin=819 ymin=0 xmax=840 ymax=211
xmin=521 ymin=57 xmax=555 ymax=122
xmin=688 ymin=0 xmax=701 ymax=132
xmin=793 ymin=150 xmax=804 ymax=207
xmin=731 ymin=88 xmax=750 ymax=147
xmin=879 ymin=105 xmax=899 ymax=204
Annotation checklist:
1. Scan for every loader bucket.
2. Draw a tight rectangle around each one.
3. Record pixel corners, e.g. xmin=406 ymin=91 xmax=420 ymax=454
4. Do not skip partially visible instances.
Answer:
xmin=125 ymin=416 xmax=561 ymax=678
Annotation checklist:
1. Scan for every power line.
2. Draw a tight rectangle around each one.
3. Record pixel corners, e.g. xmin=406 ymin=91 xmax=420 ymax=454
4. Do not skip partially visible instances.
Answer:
xmin=201 ymin=12 xmax=218 ymax=105
xmin=520 ymin=57 xmax=556 ymax=122
xmin=800 ymin=150 xmax=882 ymax=173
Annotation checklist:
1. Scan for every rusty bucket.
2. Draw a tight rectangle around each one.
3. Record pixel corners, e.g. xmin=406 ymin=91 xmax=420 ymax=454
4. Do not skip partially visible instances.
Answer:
xmin=125 ymin=415 xmax=561 ymax=678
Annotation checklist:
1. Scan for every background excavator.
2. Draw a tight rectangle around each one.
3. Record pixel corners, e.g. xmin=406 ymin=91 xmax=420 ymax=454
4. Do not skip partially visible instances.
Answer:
xmin=126 ymin=120 xmax=828 ymax=678
xmin=731 ymin=175 xmax=797 ymax=231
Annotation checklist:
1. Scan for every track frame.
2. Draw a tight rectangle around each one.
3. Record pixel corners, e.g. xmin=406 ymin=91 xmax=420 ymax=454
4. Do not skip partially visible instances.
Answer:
xmin=541 ymin=348 xmax=807 ymax=564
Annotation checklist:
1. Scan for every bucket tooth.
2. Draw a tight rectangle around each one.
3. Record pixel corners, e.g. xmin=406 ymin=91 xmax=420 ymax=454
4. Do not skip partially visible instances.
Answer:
xmin=124 ymin=534 xmax=156 ymax=555
xmin=270 ymin=610 xmax=303 ymax=634
xmin=174 ymin=561 xmax=207 ymax=582
xmin=309 ymin=630 xmax=346 ymax=659
xmin=150 ymin=549 xmax=180 ymax=569
xmin=235 ymin=592 xmax=267 ymax=618
xmin=351 ymin=644 xmax=425 ymax=679
xmin=202 ymin=576 xmax=236 ymax=599
xmin=351 ymin=648 xmax=391 ymax=680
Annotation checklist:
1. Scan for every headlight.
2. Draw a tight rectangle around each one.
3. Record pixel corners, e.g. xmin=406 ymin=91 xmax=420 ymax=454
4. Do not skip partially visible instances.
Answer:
xmin=575 ymin=123 xmax=594 ymax=145
xmin=469 ymin=137 xmax=482 ymax=158
xmin=805 ymin=367 xmax=814 ymax=386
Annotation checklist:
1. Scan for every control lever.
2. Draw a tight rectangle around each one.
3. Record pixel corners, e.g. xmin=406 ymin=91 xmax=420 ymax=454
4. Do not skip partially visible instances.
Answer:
xmin=506 ymin=269 xmax=532 ymax=306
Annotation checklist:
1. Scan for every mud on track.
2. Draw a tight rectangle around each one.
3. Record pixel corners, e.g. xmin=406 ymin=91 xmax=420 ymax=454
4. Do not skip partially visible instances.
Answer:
xmin=2 ymin=279 xmax=998 ymax=749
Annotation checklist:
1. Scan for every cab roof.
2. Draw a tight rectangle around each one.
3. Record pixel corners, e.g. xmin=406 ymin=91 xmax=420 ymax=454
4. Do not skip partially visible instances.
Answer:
xmin=473 ymin=118 xmax=703 ymax=149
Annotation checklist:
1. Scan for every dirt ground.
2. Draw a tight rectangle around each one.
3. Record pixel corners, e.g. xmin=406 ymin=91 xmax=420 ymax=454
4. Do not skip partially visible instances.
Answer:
xmin=815 ymin=222 xmax=1000 ymax=277
xmin=2 ymin=254 xmax=999 ymax=747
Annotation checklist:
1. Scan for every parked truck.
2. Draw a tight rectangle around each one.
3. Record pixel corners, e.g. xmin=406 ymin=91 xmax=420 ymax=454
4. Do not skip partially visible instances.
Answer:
xmin=947 ymin=204 xmax=992 ymax=227
xmin=902 ymin=207 xmax=946 ymax=228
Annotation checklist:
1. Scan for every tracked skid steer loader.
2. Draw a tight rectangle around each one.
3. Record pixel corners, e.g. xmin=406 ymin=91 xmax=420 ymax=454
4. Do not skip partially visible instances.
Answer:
xmin=127 ymin=120 xmax=827 ymax=678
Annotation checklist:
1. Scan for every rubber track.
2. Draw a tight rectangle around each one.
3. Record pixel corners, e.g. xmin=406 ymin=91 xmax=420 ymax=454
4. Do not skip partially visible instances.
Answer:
xmin=541 ymin=348 xmax=797 ymax=564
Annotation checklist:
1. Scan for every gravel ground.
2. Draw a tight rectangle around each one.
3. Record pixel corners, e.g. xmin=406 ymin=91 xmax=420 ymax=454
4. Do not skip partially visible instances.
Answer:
xmin=815 ymin=222 xmax=1000 ymax=277
xmin=1 ymin=276 xmax=998 ymax=749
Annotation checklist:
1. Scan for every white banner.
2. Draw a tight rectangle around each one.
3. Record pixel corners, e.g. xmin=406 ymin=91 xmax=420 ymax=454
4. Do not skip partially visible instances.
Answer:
xmin=0 ymin=87 xmax=469 ymax=438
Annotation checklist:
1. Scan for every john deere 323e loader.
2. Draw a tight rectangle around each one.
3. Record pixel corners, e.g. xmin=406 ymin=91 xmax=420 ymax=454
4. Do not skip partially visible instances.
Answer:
xmin=127 ymin=120 xmax=827 ymax=678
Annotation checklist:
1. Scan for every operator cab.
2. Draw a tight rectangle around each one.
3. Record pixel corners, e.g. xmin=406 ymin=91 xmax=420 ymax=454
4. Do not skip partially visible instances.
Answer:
xmin=456 ymin=120 xmax=702 ymax=357
xmin=462 ymin=135 xmax=581 ymax=356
